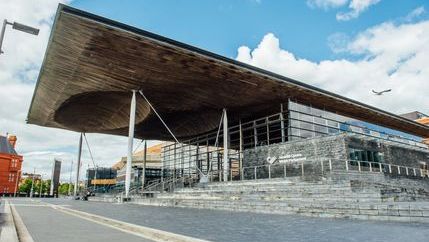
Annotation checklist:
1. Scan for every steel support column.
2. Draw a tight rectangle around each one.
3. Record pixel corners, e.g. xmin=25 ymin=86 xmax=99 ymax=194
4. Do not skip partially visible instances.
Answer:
xmin=73 ymin=133 xmax=83 ymax=197
xmin=125 ymin=90 xmax=137 ymax=198
xmin=239 ymin=119 xmax=243 ymax=180
xmin=142 ymin=140 xmax=147 ymax=191
xmin=280 ymin=103 xmax=285 ymax=143
xmin=223 ymin=108 xmax=228 ymax=182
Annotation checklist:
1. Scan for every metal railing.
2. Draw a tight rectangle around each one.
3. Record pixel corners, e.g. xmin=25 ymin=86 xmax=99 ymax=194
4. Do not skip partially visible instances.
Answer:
xmin=240 ymin=158 xmax=429 ymax=181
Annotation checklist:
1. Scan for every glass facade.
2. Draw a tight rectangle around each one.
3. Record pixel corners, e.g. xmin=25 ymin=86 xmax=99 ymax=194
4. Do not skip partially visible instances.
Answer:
xmin=349 ymin=147 xmax=384 ymax=163
xmin=160 ymin=100 xmax=427 ymax=182
xmin=288 ymin=101 xmax=425 ymax=148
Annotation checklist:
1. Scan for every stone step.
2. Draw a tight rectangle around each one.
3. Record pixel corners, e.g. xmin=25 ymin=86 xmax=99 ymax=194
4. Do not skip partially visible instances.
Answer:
xmin=132 ymin=198 xmax=429 ymax=223
xmin=157 ymin=191 xmax=383 ymax=199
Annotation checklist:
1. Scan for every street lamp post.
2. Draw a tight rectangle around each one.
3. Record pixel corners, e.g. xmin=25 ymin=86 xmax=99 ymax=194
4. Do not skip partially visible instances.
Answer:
xmin=14 ymin=170 xmax=21 ymax=197
xmin=30 ymin=168 xmax=35 ymax=198
xmin=0 ymin=19 xmax=39 ymax=54
xmin=39 ymin=174 xmax=44 ymax=198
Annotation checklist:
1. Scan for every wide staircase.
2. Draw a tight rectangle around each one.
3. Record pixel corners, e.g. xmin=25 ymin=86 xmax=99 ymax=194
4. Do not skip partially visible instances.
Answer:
xmin=132 ymin=171 xmax=429 ymax=223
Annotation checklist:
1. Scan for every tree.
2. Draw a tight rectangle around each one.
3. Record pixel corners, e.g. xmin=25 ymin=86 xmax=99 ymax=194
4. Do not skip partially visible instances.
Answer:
xmin=34 ymin=179 xmax=49 ymax=196
xmin=58 ymin=183 xmax=74 ymax=195
xmin=19 ymin=178 xmax=51 ymax=196
xmin=18 ymin=178 xmax=33 ymax=195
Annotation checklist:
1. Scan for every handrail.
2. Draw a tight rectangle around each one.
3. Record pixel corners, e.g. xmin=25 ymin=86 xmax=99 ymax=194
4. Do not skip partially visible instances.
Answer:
xmin=240 ymin=158 xmax=428 ymax=181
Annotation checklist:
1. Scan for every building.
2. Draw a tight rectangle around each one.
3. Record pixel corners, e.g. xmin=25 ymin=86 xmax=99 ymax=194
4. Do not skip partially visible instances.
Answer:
xmin=113 ymin=143 xmax=163 ymax=185
xmin=27 ymin=5 xmax=429 ymax=192
xmin=50 ymin=159 xmax=62 ymax=197
xmin=86 ymin=167 xmax=117 ymax=191
xmin=0 ymin=135 xmax=23 ymax=195
xmin=401 ymin=111 xmax=429 ymax=145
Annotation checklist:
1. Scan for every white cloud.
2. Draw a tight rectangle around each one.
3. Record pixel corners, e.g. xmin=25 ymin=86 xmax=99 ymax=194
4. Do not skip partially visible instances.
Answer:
xmin=307 ymin=0 xmax=348 ymax=10
xmin=327 ymin=32 xmax=351 ymax=53
xmin=403 ymin=6 xmax=425 ymax=22
xmin=236 ymin=17 xmax=429 ymax=119
xmin=336 ymin=0 xmax=380 ymax=21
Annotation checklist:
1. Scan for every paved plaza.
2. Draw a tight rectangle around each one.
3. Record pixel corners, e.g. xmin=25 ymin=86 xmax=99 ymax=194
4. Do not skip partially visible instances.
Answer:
xmin=2 ymin=198 xmax=427 ymax=242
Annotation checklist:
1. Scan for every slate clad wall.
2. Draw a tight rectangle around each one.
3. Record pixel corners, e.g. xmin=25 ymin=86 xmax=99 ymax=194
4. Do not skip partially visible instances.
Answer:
xmin=242 ymin=134 xmax=429 ymax=179
xmin=345 ymin=136 xmax=429 ymax=168
xmin=242 ymin=135 xmax=348 ymax=179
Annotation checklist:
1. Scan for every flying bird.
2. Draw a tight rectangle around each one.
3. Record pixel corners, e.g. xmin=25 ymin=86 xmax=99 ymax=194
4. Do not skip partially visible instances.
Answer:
xmin=372 ymin=89 xmax=392 ymax=95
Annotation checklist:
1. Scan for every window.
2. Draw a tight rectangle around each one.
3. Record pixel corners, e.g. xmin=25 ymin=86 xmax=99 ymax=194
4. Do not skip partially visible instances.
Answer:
xmin=349 ymin=147 xmax=383 ymax=164
xmin=8 ymin=173 xmax=15 ymax=182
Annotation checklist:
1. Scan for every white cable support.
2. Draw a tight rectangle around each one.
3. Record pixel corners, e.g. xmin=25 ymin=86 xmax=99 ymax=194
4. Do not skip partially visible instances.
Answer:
xmin=208 ymin=110 xmax=225 ymax=174
xmin=83 ymin=133 xmax=97 ymax=169
xmin=138 ymin=90 xmax=180 ymax=144
xmin=214 ymin=110 xmax=224 ymax=148
xmin=133 ymin=139 xmax=144 ymax=153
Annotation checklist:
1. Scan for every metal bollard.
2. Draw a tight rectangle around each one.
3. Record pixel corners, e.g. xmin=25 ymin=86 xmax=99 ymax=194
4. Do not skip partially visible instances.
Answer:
xmin=268 ymin=165 xmax=271 ymax=179
xmin=329 ymin=159 xmax=332 ymax=171
xmin=406 ymin=167 xmax=409 ymax=176
xmin=389 ymin=164 xmax=392 ymax=173
xmin=345 ymin=160 xmax=349 ymax=171
xmin=369 ymin=162 xmax=372 ymax=172
xmin=358 ymin=161 xmax=361 ymax=172
xmin=379 ymin=163 xmax=382 ymax=173
xmin=397 ymin=166 xmax=401 ymax=175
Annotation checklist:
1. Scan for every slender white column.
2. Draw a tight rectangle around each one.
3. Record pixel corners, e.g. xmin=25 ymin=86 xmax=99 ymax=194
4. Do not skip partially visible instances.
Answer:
xmin=239 ymin=119 xmax=243 ymax=180
xmin=223 ymin=108 xmax=228 ymax=182
xmin=142 ymin=140 xmax=147 ymax=191
xmin=30 ymin=167 xmax=35 ymax=198
xmin=68 ymin=160 xmax=73 ymax=196
xmin=73 ymin=133 xmax=83 ymax=197
xmin=50 ymin=160 xmax=55 ymax=196
xmin=39 ymin=174 xmax=43 ymax=198
xmin=125 ymin=90 xmax=137 ymax=198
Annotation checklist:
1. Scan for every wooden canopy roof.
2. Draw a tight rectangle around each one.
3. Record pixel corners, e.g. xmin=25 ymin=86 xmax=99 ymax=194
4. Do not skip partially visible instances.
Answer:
xmin=27 ymin=4 xmax=429 ymax=141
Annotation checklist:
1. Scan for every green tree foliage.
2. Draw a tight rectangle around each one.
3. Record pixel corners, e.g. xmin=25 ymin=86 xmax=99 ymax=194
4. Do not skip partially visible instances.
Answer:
xmin=34 ymin=179 xmax=50 ymax=196
xmin=58 ymin=183 xmax=74 ymax=195
xmin=19 ymin=178 xmax=50 ymax=196
xmin=18 ymin=178 xmax=33 ymax=195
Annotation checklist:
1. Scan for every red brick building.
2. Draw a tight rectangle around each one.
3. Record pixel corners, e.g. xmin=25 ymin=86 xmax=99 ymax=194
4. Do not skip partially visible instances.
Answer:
xmin=0 ymin=135 xmax=23 ymax=195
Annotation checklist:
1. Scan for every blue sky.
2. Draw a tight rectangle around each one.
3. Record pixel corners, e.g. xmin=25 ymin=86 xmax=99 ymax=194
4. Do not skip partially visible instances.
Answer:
xmin=71 ymin=0 xmax=428 ymax=61
xmin=2 ymin=0 xmax=429 ymax=176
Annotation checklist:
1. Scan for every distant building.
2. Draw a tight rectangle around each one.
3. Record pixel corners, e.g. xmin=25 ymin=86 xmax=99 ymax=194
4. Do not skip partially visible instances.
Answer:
xmin=19 ymin=173 xmax=41 ymax=183
xmin=113 ymin=143 xmax=164 ymax=185
xmin=400 ymin=111 xmax=428 ymax=121
xmin=400 ymin=111 xmax=429 ymax=145
xmin=50 ymin=159 xmax=62 ymax=197
xmin=86 ymin=167 xmax=117 ymax=191
xmin=0 ymin=134 xmax=23 ymax=195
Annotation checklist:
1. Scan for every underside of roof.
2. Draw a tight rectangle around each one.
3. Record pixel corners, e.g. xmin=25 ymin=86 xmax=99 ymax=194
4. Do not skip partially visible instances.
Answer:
xmin=27 ymin=4 xmax=429 ymax=141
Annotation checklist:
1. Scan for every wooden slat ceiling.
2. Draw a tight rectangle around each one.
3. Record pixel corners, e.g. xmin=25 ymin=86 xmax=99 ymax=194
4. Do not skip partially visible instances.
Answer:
xmin=27 ymin=4 xmax=429 ymax=141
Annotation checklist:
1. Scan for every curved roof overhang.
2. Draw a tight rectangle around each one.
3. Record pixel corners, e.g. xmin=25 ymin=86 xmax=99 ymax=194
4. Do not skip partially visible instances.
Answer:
xmin=27 ymin=4 xmax=429 ymax=141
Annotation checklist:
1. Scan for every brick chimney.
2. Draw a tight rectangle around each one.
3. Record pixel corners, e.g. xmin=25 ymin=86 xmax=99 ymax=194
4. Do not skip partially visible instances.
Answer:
xmin=8 ymin=135 xmax=17 ymax=148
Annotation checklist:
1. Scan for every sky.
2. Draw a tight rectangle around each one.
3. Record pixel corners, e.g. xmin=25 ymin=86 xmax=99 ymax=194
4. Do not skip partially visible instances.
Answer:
xmin=0 ymin=0 xmax=428 ymax=181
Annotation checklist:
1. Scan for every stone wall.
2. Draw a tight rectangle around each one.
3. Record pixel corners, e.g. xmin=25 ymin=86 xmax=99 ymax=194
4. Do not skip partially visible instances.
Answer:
xmin=242 ymin=134 xmax=429 ymax=179
xmin=242 ymin=134 xmax=348 ymax=179
xmin=345 ymin=136 xmax=429 ymax=168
